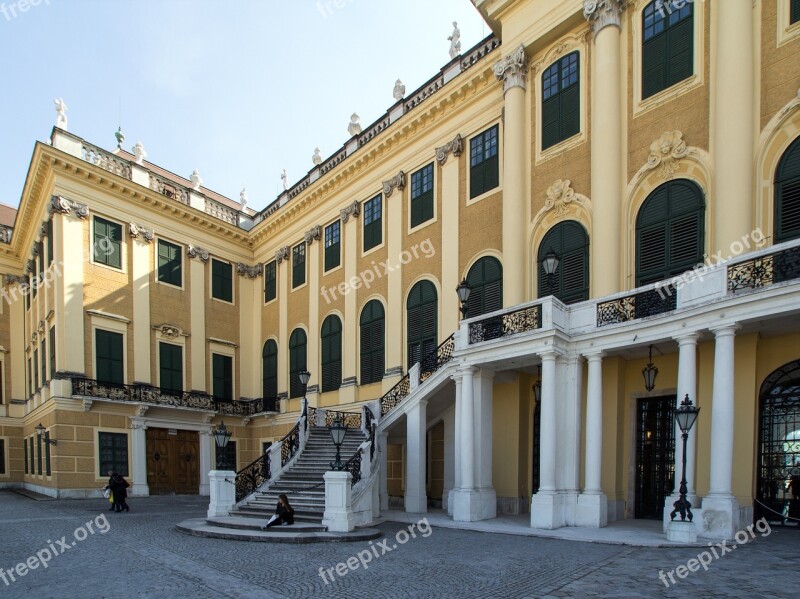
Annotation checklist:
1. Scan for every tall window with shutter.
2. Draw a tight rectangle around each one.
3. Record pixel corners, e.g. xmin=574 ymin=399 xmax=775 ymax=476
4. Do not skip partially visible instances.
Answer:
xmin=407 ymin=281 xmax=437 ymax=368
xmin=211 ymin=259 xmax=233 ymax=302
xmin=321 ymin=316 xmax=342 ymax=393
xmin=642 ymin=0 xmax=693 ymax=100
xmin=212 ymin=354 xmax=233 ymax=401
xmin=95 ymin=329 xmax=124 ymax=385
xmin=410 ymin=163 xmax=434 ymax=228
xmin=538 ymin=222 xmax=589 ymax=304
xmin=636 ymin=179 xmax=705 ymax=287
xmin=465 ymin=257 xmax=503 ymax=318
xmin=360 ymin=300 xmax=385 ymax=385
xmin=157 ymin=240 xmax=182 ymax=286
xmin=264 ymin=261 xmax=277 ymax=302
xmin=292 ymin=243 xmax=306 ymax=288
xmin=159 ymin=342 xmax=183 ymax=393
xmin=288 ymin=329 xmax=307 ymax=399
xmin=775 ymin=137 xmax=800 ymax=244
xmin=262 ymin=340 xmax=278 ymax=400
xmin=792 ymin=0 xmax=800 ymax=24
xmin=324 ymin=221 xmax=341 ymax=271
xmin=541 ymin=52 xmax=580 ymax=151
xmin=470 ymin=126 xmax=499 ymax=198
xmin=363 ymin=195 xmax=383 ymax=251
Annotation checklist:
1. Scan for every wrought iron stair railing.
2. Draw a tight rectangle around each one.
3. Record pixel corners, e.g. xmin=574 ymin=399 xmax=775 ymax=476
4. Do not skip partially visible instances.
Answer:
xmin=234 ymin=450 xmax=271 ymax=502
xmin=343 ymin=447 xmax=363 ymax=487
xmin=307 ymin=406 xmax=363 ymax=429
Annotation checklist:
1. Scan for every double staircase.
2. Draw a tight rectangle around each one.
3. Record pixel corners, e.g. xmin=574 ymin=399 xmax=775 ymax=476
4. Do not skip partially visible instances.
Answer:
xmin=232 ymin=426 xmax=366 ymax=522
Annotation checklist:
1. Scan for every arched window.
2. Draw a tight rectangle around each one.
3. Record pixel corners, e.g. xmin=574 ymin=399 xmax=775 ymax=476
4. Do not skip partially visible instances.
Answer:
xmin=642 ymin=0 xmax=693 ymax=99
xmin=321 ymin=315 xmax=342 ymax=393
xmin=466 ymin=257 xmax=503 ymax=318
xmin=288 ymin=328 xmax=307 ymax=399
xmin=537 ymin=221 xmax=589 ymax=304
xmin=542 ymin=51 xmax=580 ymax=150
xmin=775 ymin=136 xmax=800 ymax=244
xmin=636 ymin=179 xmax=704 ymax=286
xmin=407 ymin=281 xmax=437 ymax=368
xmin=360 ymin=300 xmax=385 ymax=385
xmin=262 ymin=340 xmax=278 ymax=400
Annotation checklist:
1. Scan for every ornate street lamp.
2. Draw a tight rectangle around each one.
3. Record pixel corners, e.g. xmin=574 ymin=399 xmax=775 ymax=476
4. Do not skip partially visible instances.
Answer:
xmin=35 ymin=423 xmax=57 ymax=445
xmin=541 ymin=249 xmax=560 ymax=294
xmin=298 ymin=369 xmax=311 ymax=430
xmin=670 ymin=394 xmax=700 ymax=522
xmin=213 ymin=421 xmax=232 ymax=469
xmin=642 ymin=345 xmax=659 ymax=392
xmin=532 ymin=364 xmax=542 ymax=406
xmin=328 ymin=413 xmax=348 ymax=471
xmin=456 ymin=278 xmax=472 ymax=319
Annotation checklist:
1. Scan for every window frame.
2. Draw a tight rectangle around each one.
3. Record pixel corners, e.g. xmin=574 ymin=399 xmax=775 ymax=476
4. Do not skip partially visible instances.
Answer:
xmin=324 ymin=220 xmax=342 ymax=272
xmin=288 ymin=328 xmax=308 ymax=399
xmin=264 ymin=260 xmax=277 ymax=303
xmin=292 ymin=242 xmax=306 ymax=289
xmin=98 ymin=431 xmax=129 ymax=478
xmin=156 ymin=238 xmax=183 ymax=288
xmin=94 ymin=328 xmax=125 ymax=386
xmin=359 ymin=300 xmax=385 ymax=386
xmin=537 ymin=221 xmax=590 ymax=305
xmin=262 ymin=339 xmax=278 ymax=401
xmin=158 ymin=341 xmax=184 ymax=393
xmin=92 ymin=216 xmax=123 ymax=271
xmin=541 ymin=51 xmax=581 ymax=152
xmin=211 ymin=258 xmax=234 ymax=303
xmin=212 ymin=352 xmax=234 ymax=402
xmin=410 ymin=163 xmax=436 ymax=230
xmin=320 ymin=315 xmax=342 ymax=393
xmin=363 ymin=194 xmax=383 ymax=253
xmin=468 ymin=125 xmax=500 ymax=201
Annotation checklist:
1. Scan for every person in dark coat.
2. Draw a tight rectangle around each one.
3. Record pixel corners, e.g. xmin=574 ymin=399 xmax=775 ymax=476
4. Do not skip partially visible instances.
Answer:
xmin=262 ymin=494 xmax=294 ymax=529
xmin=105 ymin=471 xmax=130 ymax=512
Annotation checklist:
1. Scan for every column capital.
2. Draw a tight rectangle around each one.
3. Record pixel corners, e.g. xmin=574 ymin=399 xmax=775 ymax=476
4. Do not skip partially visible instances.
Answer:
xmin=584 ymin=350 xmax=605 ymax=362
xmin=674 ymin=332 xmax=700 ymax=345
xmin=538 ymin=349 xmax=564 ymax=362
xmin=710 ymin=324 xmax=741 ymax=338
xmin=493 ymin=44 xmax=528 ymax=93
xmin=583 ymin=0 xmax=626 ymax=37
xmin=450 ymin=364 xmax=476 ymax=383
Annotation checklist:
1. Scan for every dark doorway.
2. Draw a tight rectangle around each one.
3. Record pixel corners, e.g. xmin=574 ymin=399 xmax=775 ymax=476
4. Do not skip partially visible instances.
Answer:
xmin=146 ymin=428 xmax=199 ymax=495
xmin=635 ymin=395 xmax=675 ymax=519
xmin=756 ymin=360 xmax=800 ymax=528
xmin=532 ymin=398 xmax=541 ymax=495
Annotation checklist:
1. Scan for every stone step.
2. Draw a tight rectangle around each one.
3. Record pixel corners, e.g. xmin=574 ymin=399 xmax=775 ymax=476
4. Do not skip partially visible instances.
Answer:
xmin=176 ymin=517 xmax=382 ymax=543
xmin=205 ymin=517 xmax=327 ymax=533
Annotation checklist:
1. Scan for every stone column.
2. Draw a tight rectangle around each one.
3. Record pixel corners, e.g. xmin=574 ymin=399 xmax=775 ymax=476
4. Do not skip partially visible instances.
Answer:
xmin=577 ymin=352 xmax=607 ymax=527
xmin=493 ymin=45 xmax=528 ymax=307
xmin=384 ymin=194 xmax=403 ymax=390
xmin=276 ymin=248 xmax=289 ymax=402
xmin=703 ymin=325 xmax=740 ymax=539
xmin=448 ymin=369 xmax=464 ymax=516
xmin=306 ymin=229 xmax=324 ymax=401
xmin=584 ymin=0 xmax=625 ymax=297
xmin=438 ymin=135 xmax=462 ymax=335
xmin=473 ymin=368 xmax=497 ymax=520
xmin=713 ymin=0 xmax=754 ymax=250
xmin=452 ymin=365 xmax=481 ymax=521
xmin=341 ymin=206 xmax=360 ymax=401
xmin=188 ymin=250 xmax=207 ymax=391
xmin=378 ymin=431 xmax=389 ymax=512
xmin=130 ymin=229 xmax=152 ymax=385
xmin=531 ymin=351 xmax=561 ymax=529
xmin=199 ymin=427 xmax=213 ymax=496
xmin=405 ymin=399 xmax=428 ymax=513
xmin=129 ymin=418 xmax=149 ymax=497
xmin=442 ymin=405 xmax=456 ymax=511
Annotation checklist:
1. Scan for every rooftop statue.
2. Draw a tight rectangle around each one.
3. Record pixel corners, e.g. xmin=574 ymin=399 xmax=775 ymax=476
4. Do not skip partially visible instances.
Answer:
xmin=240 ymin=188 xmax=248 ymax=209
xmin=54 ymin=98 xmax=68 ymax=130
xmin=393 ymin=79 xmax=406 ymax=101
xmin=448 ymin=22 xmax=461 ymax=59
xmin=133 ymin=141 xmax=147 ymax=164
xmin=281 ymin=169 xmax=288 ymax=191
xmin=348 ymin=113 xmax=363 ymax=137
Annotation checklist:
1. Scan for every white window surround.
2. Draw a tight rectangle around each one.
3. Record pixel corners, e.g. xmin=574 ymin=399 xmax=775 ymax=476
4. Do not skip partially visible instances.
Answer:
xmin=154 ymin=237 xmax=185 ymax=290
xmin=89 ymin=214 xmax=127 ymax=274
xmin=89 ymin=312 xmax=129 ymax=385
xmin=778 ymin=0 xmax=800 ymax=47
xmin=466 ymin=120 xmax=504 ymax=206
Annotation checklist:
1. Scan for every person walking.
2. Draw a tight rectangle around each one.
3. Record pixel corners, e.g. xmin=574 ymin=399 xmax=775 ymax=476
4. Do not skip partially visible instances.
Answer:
xmin=105 ymin=471 xmax=130 ymax=513
xmin=262 ymin=494 xmax=294 ymax=529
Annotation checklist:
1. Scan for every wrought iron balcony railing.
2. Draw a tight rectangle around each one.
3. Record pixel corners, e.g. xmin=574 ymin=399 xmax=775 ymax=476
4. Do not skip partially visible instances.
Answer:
xmin=468 ymin=305 xmax=542 ymax=344
xmin=727 ymin=244 xmax=800 ymax=293
xmin=596 ymin=286 xmax=676 ymax=327
xmin=307 ymin=406 xmax=363 ymax=429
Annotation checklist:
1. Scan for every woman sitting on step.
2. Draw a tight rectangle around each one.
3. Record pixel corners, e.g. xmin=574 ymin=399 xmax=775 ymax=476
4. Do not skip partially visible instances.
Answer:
xmin=262 ymin=494 xmax=295 ymax=529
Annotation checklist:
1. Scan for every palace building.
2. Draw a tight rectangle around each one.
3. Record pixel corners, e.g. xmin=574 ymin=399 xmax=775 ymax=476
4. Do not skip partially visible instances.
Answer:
xmin=0 ymin=0 xmax=799 ymax=540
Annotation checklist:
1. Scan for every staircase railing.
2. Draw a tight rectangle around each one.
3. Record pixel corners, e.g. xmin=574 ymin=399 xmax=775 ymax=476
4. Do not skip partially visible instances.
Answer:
xmin=307 ymin=406 xmax=363 ymax=429
xmin=343 ymin=448 xmax=363 ymax=487
xmin=281 ymin=421 xmax=301 ymax=466
xmin=234 ymin=451 xmax=271 ymax=502
xmin=378 ymin=333 xmax=455 ymax=417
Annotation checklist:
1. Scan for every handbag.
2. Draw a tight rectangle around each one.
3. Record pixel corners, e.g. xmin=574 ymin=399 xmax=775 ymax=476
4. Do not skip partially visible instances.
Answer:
xmin=103 ymin=488 xmax=110 ymax=499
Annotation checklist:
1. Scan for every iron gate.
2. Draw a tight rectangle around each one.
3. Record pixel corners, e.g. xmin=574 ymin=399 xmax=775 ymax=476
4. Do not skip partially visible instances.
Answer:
xmin=635 ymin=395 xmax=676 ymax=519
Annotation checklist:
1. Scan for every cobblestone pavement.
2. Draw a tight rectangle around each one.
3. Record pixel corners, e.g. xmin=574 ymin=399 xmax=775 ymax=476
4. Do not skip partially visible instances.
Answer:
xmin=0 ymin=492 xmax=794 ymax=599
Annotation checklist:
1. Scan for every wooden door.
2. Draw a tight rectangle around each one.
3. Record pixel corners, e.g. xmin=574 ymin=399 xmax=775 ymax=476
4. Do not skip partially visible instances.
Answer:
xmin=146 ymin=428 xmax=199 ymax=495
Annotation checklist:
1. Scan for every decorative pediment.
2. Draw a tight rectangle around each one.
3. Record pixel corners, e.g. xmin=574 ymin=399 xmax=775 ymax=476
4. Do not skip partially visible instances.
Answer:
xmin=645 ymin=131 xmax=690 ymax=180
xmin=153 ymin=324 xmax=187 ymax=339
xmin=382 ymin=171 xmax=406 ymax=198
xmin=435 ymin=134 xmax=463 ymax=166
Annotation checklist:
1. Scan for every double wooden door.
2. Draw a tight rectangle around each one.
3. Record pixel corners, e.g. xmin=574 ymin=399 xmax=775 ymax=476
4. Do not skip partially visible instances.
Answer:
xmin=146 ymin=428 xmax=199 ymax=495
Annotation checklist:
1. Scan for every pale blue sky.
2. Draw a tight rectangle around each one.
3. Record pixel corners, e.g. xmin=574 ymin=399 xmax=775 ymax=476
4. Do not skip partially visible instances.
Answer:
xmin=0 ymin=0 xmax=489 ymax=212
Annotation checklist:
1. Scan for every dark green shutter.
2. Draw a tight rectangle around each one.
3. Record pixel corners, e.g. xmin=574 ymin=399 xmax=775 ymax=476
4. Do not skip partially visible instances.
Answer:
xmin=793 ymin=0 xmax=800 ymax=23
xmin=411 ymin=164 xmax=434 ymax=228
xmin=292 ymin=245 xmax=306 ymax=288
xmin=46 ymin=219 xmax=54 ymax=265
xmin=470 ymin=126 xmax=499 ymax=198
xmin=95 ymin=329 xmax=123 ymax=385
xmin=24 ymin=438 xmax=27 ymax=474
xmin=264 ymin=261 xmax=277 ymax=302
xmin=466 ymin=257 xmax=503 ymax=318
xmin=325 ymin=222 xmax=341 ymax=271
xmin=158 ymin=240 xmax=181 ymax=286
xmin=41 ymin=337 xmax=47 ymax=385
xmin=360 ymin=300 xmax=385 ymax=384
xmin=538 ymin=221 xmax=589 ymax=304
xmin=643 ymin=30 xmax=667 ymax=99
xmin=642 ymin=2 xmax=693 ymax=99
xmin=289 ymin=329 xmax=307 ymax=398
xmin=212 ymin=354 xmax=232 ymax=401
xmin=364 ymin=196 xmax=382 ymax=251
xmin=262 ymin=340 xmax=278 ymax=399
xmin=94 ymin=217 xmax=122 ymax=269
xmin=49 ymin=326 xmax=56 ymax=379
xmin=775 ymin=137 xmax=800 ymax=243
xmin=212 ymin=260 xmax=233 ymax=302
xmin=29 ymin=437 xmax=34 ymax=474
xmin=407 ymin=281 xmax=437 ymax=367
xmin=159 ymin=342 xmax=183 ymax=393
xmin=541 ymin=53 xmax=580 ymax=150
xmin=667 ymin=14 xmax=693 ymax=87
xmin=37 ymin=434 xmax=42 ymax=475
xmin=44 ymin=433 xmax=51 ymax=476
xmin=321 ymin=316 xmax=342 ymax=392
xmin=99 ymin=432 xmax=129 ymax=477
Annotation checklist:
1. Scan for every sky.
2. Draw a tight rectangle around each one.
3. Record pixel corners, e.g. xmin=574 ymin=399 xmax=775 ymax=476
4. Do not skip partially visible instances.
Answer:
xmin=0 ymin=0 xmax=489 ymax=213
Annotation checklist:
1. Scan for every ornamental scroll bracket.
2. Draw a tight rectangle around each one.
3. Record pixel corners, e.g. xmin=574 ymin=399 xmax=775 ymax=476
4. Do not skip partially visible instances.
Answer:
xmin=435 ymin=134 xmax=463 ymax=166
xmin=237 ymin=263 xmax=263 ymax=279
xmin=187 ymin=244 xmax=210 ymax=263
xmin=340 ymin=201 xmax=360 ymax=224
xmin=304 ymin=225 xmax=321 ymax=245
xmin=275 ymin=246 xmax=290 ymax=264
xmin=382 ymin=171 xmax=406 ymax=198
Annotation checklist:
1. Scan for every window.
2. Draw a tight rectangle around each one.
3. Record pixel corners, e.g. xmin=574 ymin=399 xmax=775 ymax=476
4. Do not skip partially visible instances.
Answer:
xmin=407 ymin=281 xmax=438 ymax=367
xmin=262 ymin=340 xmax=278 ymax=400
xmin=33 ymin=349 xmax=39 ymax=391
xmin=216 ymin=440 xmax=237 ymax=471
xmin=41 ymin=336 xmax=47 ymax=385
xmin=363 ymin=195 xmax=383 ymax=251
xmin=538 ymin=221 xmax=590 ymax=304
xmin=25 ymin=277 xmax=30 ymax=311
xmin=793 ymin=0 xmax=800 ymax=24
xmin=44 ymin=432 xmax=51 ymax=476
xmin=360 ymin=300 xmax=385 ymax=385
xmin=289 ymin=329 xmax=307 ymax=399
xmin=470 ymin=125 xmax=499 ymax=198
xmin=157 ymin=240 xmax=182 ymax=287
xmin=542 ymin=52 xmax=580 ymax=150
xmin=27 ymin=357 xmax=32 ymax=397
xmin=37 ymin=434 xmax=42 ymax=475
xmin=264 ymin=261 xmax=277 ymax=302
xmin=49 ymin=327 xmax=55 ymax=380
xmin=37 ymin=242 xmax=44 ymax=283
xmin=159 ymin=342 xmax=183 ymax=393
xmin=324 ymin=221 xmax=341 ymax=271
xmin=93 ymin=217 xmax=122 ymax=269
xmin=636 ymin=179 xmax=705 ymax=286
xmin=0 ymin=439 xmax=6 ymax=475
xmin=465 ymin=257 xmax=503 ymax=318
xmin=212 ymin=353 xmax=233 ymax=401
xmin=775 ymin=136 xmax=800 ymax=244
xmin=292 ymin=243 xmax=306 ymax=288
xmin=46 ymin=219 xmax=54 ymax=266
xmin=23 ymin=438 xmax=27 ymax=474
xmin=211 ymin=259 xmax=233 ymax=302
xmin=642 ymin=0 xmax=693 ymax=99
xmin=29 ymin=437 xmax=34 ymax=474
xmin=98 ymin=432 xmax=128 ymax=476
xmin=95 ymin=329 xmax=124 ymax=385
xmin=410 ymin=163 xmax=435 ymax=228
xmin=321 ymin=315 xmax=342 ymax=393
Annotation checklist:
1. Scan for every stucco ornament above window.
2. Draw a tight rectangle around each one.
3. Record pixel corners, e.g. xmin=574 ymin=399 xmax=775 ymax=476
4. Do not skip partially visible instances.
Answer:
xmin=646 ymin=131 xmax=690 ymax=180
xmin=545 ymin=180 xmax=583 ymax=218
xmin=153 ymin=324 xmax=186 ymax=339
xmin=583 ymin=0 xmax=626 ymax=35
xmin=237 ymin=263 xmax=263 ymax=278
xmin=340 ymin=201 xmax=360 ymax=223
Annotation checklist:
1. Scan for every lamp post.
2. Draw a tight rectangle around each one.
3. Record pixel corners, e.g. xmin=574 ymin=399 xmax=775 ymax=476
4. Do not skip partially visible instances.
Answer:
xmin=456 ymin=278 xmax=472 ymax=319
xmin=35 ymin=423 xmax=57 ymax=445
xmin=532 ymin=364 xmax=541 ymax=406
xmin=328 ymin=413 xmax=348 ymax=470
xmin=298 ymin=370 xmax=311 ymax=429
xmin=541 ymin=249 xmax=560 ymax=295
xmin=670 ymin=394 xmax=700 ymax=522
xmin=642 ymin=345 xmax=659 ymax=392
xmin=213 ymin=421 xmax=232 ymax=469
